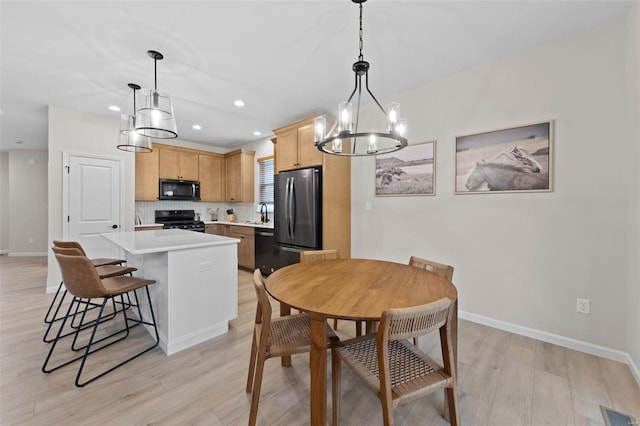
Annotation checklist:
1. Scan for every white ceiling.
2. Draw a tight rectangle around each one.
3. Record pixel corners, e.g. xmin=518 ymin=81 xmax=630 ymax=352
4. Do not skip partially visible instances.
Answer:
xmin=0 ymin=0 xmax=631 ymax=152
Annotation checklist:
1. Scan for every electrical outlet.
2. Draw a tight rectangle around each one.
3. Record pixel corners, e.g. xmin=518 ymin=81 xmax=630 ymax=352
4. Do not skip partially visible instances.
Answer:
xmin=576 ymin=298 xmax=590 ymax=314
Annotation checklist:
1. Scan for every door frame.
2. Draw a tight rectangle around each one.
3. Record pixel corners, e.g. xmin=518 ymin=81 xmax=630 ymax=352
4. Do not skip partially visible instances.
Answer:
xmin=62 ymin=151 xmax=125 ymax=240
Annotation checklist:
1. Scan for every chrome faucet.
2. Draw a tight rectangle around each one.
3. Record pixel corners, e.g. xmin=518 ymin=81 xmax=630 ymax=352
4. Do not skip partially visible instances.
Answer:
xmin=260 ymin=203 xmax=269 ymax=224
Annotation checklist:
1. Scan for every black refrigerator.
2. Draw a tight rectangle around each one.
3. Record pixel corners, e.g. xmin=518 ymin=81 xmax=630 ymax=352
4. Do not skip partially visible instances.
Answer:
xmin=274 ymin=167 xmax=322 ymax=268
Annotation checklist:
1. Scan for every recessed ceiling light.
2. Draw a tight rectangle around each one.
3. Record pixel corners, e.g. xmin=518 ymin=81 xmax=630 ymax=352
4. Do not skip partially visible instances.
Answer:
xmin=108 ymin=105 xmax=121 ymax=112
xmin=234 ymin=100 xmax=245 ymax=107
xmin=253 ymin=131 xmax=261 ymax=136
xmin=192 ymin=124 xmax=202 ymax=130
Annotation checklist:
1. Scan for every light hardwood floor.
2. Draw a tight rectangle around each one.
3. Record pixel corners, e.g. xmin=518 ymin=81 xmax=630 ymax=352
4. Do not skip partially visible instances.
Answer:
xmin=1 ymin=255 xmax=638 ymax=425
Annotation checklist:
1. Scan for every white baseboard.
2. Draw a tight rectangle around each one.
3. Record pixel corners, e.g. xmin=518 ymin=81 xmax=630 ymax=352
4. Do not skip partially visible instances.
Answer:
xmin=459 ymin=310 xmax=640 ymax=385
xmin=626 ymin=353 xmax=640 ymax=385
xmin=8 ymin=252 xmax=47 ymax=256
xmin=0 ymin=249 xmax=8 ymax=255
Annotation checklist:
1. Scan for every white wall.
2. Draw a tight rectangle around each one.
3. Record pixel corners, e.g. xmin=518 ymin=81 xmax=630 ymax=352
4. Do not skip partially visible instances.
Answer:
xmin=8 ymin=150 xmax=48 ymax=255
xmin=47 ymin=106 xmax=136 ymax=290
xmin=0 ymin=152 xmax=9 ymax=253
xmin=352 ymin=20 xmax=631 ymax=356
xmin=626 ymin=1 xmax=640 ymax=375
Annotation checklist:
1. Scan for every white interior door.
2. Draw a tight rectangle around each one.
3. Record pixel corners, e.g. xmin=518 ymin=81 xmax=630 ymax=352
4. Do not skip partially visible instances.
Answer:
xmin=64 ymin=153 xmax=122 ymax=259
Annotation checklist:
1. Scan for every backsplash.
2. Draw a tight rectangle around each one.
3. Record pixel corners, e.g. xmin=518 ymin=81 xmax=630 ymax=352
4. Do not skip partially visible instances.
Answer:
xmin=135 ymin=201 xmax=272 ymax=224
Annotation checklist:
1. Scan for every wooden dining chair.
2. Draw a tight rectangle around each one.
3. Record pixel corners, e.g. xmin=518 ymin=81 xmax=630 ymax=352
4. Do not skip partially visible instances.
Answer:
xmin=43 ymin=253 xmax=159 ymax=387
xmin=246 ymin=269 xmax=339 ymax=426
xmin=43 ymin=246 xmax=137 ymax=343
xmin=45 ymin=240 xmax=128 ymax=326
xmin=299 ymin=249 xmax=363 ymax=337
xmin=408 ymin=256 xmax=454 ymax=346
xmin=331 ymin=298 xmax=459 ymax=426
xmin=408 ymin=256 xmax=454 ymax=281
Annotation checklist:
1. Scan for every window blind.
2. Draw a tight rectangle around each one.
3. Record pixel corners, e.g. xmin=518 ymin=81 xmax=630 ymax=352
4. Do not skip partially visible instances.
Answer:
xmin=258 ymin=157 xmax=274 ymax=205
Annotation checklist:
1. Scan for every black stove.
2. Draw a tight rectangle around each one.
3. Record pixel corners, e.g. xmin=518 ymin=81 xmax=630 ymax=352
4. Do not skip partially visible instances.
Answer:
xmin=154 ymin=210 xmax=205 ymax=232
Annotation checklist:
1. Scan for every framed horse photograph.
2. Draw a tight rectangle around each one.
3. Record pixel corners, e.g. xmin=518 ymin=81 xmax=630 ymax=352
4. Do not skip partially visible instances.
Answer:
xmin=455 ymin=121 xmax=554 ymax=194
xmin=375 ymin=140 xmax=436 ymax=196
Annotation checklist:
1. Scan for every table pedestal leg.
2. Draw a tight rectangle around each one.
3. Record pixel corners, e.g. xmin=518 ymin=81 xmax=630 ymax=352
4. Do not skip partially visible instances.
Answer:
xmin=309 ymin=313 xmax=327 ymax=426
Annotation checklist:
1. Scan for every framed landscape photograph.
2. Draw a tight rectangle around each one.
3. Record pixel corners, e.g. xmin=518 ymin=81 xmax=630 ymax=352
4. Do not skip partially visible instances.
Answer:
xmin=455 ymin=121 xmax=553 ymax=194
xmin=375 ymin=140 xmax=436 ymax=196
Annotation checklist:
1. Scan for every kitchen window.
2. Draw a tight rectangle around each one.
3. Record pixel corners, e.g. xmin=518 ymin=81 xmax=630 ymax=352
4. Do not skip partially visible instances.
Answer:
xmin=258 ymin=156 xmax=274 ymax=209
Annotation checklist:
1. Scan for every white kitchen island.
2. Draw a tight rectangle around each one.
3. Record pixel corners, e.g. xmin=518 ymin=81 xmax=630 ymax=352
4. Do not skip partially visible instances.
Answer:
xmin=101 ymin=229 xmax=240 ymax=355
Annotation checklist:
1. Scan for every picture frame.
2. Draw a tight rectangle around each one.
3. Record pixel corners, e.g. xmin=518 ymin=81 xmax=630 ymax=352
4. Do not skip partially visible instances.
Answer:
xmin=455 ymin=121 xmax=553 ymax=194
xmin=375 ymin=140 xmax=436 ymax=196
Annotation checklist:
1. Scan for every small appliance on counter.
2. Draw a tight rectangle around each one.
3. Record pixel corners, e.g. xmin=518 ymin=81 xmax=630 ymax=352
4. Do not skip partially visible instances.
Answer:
xmin=207 ymin=208 xmax=219 ymax=221
xmin=155 ymin=210 xmax=205 ymax=232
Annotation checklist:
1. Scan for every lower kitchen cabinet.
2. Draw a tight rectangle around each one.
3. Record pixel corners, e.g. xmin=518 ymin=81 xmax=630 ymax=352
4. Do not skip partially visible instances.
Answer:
xmin=226 ymin=226 xmax=255 ymax=270
xmin=205 ymin=224 xmax=254 ymax=270
xmin=205 ymin=224 xmax=224 ymax=235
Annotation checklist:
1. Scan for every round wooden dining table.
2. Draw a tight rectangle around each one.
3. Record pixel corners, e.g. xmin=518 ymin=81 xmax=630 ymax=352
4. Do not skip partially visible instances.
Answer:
xmin=265 ymin=258 xmax=458 ymax=426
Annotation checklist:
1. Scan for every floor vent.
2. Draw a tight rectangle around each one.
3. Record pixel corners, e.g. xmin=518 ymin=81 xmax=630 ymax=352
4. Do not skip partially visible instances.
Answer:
xmin=600 ymin=405 xmax=637 ymax=426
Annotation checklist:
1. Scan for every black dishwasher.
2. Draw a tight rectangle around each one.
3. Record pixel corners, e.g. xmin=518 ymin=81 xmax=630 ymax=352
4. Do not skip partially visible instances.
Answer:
xmin=255 ymin=230 xmax=278 ymax=276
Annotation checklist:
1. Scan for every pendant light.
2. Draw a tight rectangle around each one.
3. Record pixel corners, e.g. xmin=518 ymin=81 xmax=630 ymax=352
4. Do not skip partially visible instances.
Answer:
xmin=314 ymin=0 xmax=407 ymax=156
xmin=135 ymin=50 xmax=178 ymax=139
xmin=117 ymin=83 xmax=152 ymax=153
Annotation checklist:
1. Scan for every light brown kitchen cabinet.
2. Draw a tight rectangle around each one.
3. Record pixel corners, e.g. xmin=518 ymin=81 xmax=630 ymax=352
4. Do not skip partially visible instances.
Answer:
xmin=135 ymin=143 xmax=226 ymax=201
xmin=273 ymin=116 xmax=323 ymax=173
xmin=272 ymin=116 xmax=352 ymax=259
xmin=207 ymin=224 xmax=254 ymax=269
xmin=159 ymin=147 xmax=199 ymax=180
xmin=199 ymin=153 xmax=225 ymax=202
xmin=224 ymin=149 xmax=255 ymax=202
xmin=225 ymin=225 xmax=255 ymax=270
xmin=135 ymin=148 xmax=159 ymax=201
xmin=205 ymin=223 xmax=224 ymax=235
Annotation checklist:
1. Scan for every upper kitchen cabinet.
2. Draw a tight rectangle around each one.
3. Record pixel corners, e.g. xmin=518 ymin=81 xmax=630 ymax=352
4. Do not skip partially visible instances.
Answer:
xmin=135 ymin=148 xmax=160 ymax=201
xmin=273 ymin=116 xmax=323 ymax=173
xmin=198 ymin=153 xmax=225 ymax=202
xmin=225 ymin=149 xmax=255 ymax=202
xmin=158 ymin=146 xmax=199 ymax=180
xmin=272 ymin=115 xmax=351 ymax=258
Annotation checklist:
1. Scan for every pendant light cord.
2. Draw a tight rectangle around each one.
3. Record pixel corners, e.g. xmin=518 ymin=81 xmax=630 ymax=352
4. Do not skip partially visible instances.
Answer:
xmin=358 ymin=2 xmax=364 ymax=61
xmin=154 ymin=58 xmax=158 ymax=91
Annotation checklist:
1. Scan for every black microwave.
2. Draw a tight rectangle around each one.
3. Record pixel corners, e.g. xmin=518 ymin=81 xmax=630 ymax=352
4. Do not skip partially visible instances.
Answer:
xmin=158 ymin=179 xmax=201 ymax=201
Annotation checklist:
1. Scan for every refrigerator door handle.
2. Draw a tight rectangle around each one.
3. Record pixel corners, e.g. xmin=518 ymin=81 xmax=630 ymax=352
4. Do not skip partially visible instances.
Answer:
xmin=289 ymin=177 xmax=296 ymax=239
xmin=284 ymin=177 xmax=288 ymax=239
xmin=285 ymin=177 xmax=291 ymax=239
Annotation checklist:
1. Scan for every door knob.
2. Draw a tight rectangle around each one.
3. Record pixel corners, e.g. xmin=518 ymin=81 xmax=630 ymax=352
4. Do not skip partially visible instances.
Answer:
xmin=111 ymin=224 xmax=118 ymax=229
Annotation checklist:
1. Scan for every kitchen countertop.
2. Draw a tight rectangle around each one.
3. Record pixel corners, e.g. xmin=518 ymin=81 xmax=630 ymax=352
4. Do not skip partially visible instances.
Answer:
xmin=102 ymin=229 xmax=240 ymax=254
xmin=205 ymin=220 xmax=274 ymax=229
